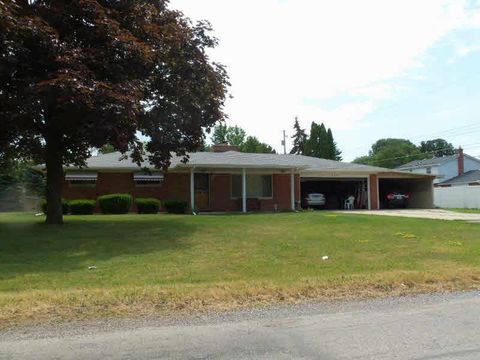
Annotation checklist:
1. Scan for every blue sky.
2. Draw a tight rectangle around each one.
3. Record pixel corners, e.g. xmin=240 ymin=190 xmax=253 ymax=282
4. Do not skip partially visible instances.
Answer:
xmin=171 ymin=0 xmax=480 ymax=161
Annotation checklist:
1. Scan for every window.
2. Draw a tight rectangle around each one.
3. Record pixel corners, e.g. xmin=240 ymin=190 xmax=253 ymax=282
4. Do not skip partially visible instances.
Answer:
xmin=134 ymin=172 xmax=164 ymax=186
xmin=66 ymin=172 xmax=97 ymax=187
xmin=231 ymin=174 xmax=272 ymax=198
xmin=426 ymin=167 xmax=432 ymax=174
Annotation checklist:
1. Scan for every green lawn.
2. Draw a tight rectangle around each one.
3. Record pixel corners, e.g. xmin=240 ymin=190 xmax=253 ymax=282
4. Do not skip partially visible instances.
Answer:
xmin=1 ymin=211 xmax=480 ymax=326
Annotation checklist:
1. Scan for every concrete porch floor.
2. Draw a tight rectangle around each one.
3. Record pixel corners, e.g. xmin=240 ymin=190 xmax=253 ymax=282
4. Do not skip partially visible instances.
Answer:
xmin=337 ymin=209 xmax=480 ymax=222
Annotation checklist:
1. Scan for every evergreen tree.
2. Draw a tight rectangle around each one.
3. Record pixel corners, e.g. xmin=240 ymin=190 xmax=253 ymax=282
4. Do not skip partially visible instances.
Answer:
xmin=290 ymin=117 xmax=307 ymax=155
xmin=304 ymin=122 xmax=342 ymax=160
xmin=318 ymin=123 xmax=330 ymax=158
xmin=304 ymin=122 xmax=318 ymax=157
xmin=327 ymin=128 xmax=342 ymax=161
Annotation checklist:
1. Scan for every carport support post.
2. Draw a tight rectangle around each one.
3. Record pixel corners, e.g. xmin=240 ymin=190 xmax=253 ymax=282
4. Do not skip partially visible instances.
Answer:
xmin=290 ymin=168 xmax=295 ymax=211
xmin=242 ymin=168 xmax=247 ymax=213
xmin=367 ymin=176 xmax=371 ymax=210
xmin=190 ymin=167 xmax=195 ymax=214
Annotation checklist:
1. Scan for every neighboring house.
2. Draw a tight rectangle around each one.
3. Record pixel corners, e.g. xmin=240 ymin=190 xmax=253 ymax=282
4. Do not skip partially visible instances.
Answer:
xmin=396 ymin=149 xmax=480 ymax=184
xmin=60 ymin=144 xmax=434 ymax=213
xmin=434 ymin=170 xmax=480 ymax=209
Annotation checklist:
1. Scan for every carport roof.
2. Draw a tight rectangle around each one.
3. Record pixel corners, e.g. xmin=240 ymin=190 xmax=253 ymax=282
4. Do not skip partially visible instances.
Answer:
xmin=62 ymin=151 xmax=431 ymax=176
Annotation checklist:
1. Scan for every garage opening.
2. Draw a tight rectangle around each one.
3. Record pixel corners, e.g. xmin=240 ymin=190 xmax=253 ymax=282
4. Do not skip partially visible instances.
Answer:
xmin=378 ymin=178 xmax=433 ymax=209
xmin=301 ymin=178 xmax=368 ymax=210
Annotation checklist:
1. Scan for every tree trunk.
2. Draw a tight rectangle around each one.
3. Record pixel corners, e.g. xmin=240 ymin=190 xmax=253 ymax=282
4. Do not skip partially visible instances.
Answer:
xmin=45 ymin=132 xmax=64 ymax=225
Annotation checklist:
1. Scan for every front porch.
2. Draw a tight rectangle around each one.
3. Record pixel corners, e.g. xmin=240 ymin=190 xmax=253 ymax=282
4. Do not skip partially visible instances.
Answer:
xmin=188 ymin=168 xmax=301 ymax=213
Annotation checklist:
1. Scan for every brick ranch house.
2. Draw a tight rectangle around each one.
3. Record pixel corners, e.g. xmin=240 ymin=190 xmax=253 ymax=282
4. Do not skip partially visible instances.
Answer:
xmin=61 ymin=145 xmax=435 ymax=213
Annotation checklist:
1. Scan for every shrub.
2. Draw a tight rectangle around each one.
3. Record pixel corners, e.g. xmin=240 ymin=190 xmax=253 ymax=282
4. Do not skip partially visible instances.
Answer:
xmin=135 ymin=198 xmax=161 ymax=214
xmin=98 ymin=194 xmax=132 ymax=214
xmin=40 ymin=199 xmax=70 ymax=214
xmin=163 ymin=200 xmax=188 ymax=214
xmin=69 ymin=199 xmax=96 ymax=215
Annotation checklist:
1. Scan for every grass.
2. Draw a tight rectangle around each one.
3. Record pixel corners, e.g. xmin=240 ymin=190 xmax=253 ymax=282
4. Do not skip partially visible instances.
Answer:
xmin=1 ymin=211 xmax=480 ymax=327
xmin=445 ymin=208 xmax=480 ymax=214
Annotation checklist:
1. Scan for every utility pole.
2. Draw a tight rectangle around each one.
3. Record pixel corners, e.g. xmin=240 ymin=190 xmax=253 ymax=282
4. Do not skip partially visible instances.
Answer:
xmin=281 ymin=130 xmax=286 ymax=154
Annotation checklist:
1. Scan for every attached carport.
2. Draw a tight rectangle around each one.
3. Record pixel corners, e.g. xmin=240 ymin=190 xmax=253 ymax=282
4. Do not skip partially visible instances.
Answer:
xmin=374 ymin=172 xmax=435 ymax=209
xmin=301 ymin=177 xmax=369 ymax=210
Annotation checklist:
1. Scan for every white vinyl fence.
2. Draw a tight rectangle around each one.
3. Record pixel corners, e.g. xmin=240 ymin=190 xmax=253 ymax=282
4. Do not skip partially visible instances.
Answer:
xmin=434 ymin=185 xmax=480 ymax=209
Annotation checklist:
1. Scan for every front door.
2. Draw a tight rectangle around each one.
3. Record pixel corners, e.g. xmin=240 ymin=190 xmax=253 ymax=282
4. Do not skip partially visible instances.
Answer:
xmin=194 ymin=174 xmax=210 ymax=211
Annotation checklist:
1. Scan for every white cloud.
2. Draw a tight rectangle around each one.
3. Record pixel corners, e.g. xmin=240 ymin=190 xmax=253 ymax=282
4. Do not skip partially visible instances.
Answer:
xmin=456 ymin=44 xmax=480 ymax=57
xmin=170 ymin=0 xmax=480 ymax=153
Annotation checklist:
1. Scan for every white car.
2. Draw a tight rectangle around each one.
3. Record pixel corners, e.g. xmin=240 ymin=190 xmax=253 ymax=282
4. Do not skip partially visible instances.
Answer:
xmin=304 ymin=193 xmax=326 ymax=208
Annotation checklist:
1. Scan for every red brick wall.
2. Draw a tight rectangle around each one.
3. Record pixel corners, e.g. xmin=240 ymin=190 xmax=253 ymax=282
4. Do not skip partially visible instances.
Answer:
xmin=62 ymin=171 xmax=299 ymax=212
xmin=63 ymin=172 xmax=190 ymax=212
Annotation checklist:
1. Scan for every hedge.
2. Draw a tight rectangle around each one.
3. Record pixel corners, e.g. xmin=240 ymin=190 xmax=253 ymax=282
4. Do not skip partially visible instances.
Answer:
xmin=40 ymin=199 xmax=70 ymax=215
xmin=98 ymin=194 xmax=132 ymax=214
xmin=163 ymin=200 xmax=188 ymax=214
xmin=69 ymin=199 xmax=96 ymax=215
xmin=135 ymin=198 xmax=161 ymax=214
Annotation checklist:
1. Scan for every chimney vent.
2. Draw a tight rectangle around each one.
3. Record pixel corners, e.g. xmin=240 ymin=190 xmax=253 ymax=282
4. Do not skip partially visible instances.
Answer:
xmin=212 ymin=144 xmax=240 ymax=153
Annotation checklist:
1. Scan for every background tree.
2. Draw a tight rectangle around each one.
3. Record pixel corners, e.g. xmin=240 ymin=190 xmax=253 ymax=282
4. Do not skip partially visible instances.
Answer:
xmin=420 ymin=139 xmax=455 ymax=157
xmin=99 ymin=144 xmax=116 ymax=155
xmin=327 ymin=128 xmax=342 ymax=161
xmin=240 ymin=136 xmax=276 ymax=154
xmin=211 ymin=123 xmax=229 ymax=145
xmin=225 ymin=125 xmax=246 ymax=147
xmin=0 ymin=159 xmax=45 ymax=212
xmin=290 ymin=117 xmax=307 ymax=155
xmin=353 ymin=138 xmax=424 ymax=168
xmin=0 ymin=0 xmax=229 ymax=224
xmin=210 ymin=124 xmax=275 ymax=153
xmin=304 ymin=121 xmax=340 ymax=160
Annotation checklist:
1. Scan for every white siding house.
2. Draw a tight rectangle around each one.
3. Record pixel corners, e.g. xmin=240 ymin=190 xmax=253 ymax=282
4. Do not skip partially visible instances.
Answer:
xmin=396 ymin=150 xmax=480 ymax=184
xmin=397 ymin=150 xmax=480 ymax=208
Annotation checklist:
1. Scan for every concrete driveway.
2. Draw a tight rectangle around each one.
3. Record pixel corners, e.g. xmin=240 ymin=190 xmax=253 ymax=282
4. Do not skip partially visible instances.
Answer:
xmin=338 ymin=209 xmax=480 ymax=221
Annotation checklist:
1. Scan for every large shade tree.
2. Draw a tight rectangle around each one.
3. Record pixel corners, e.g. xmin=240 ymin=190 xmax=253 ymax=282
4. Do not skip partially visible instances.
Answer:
xmin=353 ymin=138 xmax=424 ymax=168
xmin=0 ymin=0 xmax=229 ymax=224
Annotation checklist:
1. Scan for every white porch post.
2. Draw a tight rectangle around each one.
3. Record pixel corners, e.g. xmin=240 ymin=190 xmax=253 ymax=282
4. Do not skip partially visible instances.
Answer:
xmin=190 ymin=167 xmax=195 ymax=213
xmin=242 ymin=168 xmax=247 ymax=213
xmin=367 ymin=176 xmax=371 ymax=210
xmin=290 ymin=168 xmax=295 ymax=211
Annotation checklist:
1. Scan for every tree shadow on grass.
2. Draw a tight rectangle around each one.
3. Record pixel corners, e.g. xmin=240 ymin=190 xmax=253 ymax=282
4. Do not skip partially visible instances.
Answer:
xmin=0 ymin=215 xmax=197 ymax=283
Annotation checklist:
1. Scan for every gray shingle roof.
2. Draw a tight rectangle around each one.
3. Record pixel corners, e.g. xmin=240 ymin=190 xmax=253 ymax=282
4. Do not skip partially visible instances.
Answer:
xmin=438 ymin=170 xmax=480 ymax=185
xmin=396 ymin=155 xmax=458 ymax=169
xmin=70 ymin=151 xmax=422 ymax=175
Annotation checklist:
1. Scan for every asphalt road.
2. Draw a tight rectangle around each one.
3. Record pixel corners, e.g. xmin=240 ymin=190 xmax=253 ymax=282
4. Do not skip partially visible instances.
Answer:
xmin=1 ymin=291 xmax=480 ymax=359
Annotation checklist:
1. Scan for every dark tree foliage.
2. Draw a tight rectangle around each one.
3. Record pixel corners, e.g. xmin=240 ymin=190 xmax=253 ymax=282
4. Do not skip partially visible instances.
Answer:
xmin=354 ymin=138 xmax=456 ymax=169
xmin=304 ymin=121 xmax=340 ymax=160
xmin=210 ymin=124 xmax=275 ymax=153
xmin=0 ymin=0 xmax=229 ymax=223
xmin=327 ymin=128 xmax=342 ymax=161
xmin=420 ymin=139 xmax=455 ymax=157
xmin=289 ymin=117 xmax=307 ymax=155
xmin=353 ymin=138 xmax=424 ymax=169
xmin=240 ymin=136 xmax=276 ymax=154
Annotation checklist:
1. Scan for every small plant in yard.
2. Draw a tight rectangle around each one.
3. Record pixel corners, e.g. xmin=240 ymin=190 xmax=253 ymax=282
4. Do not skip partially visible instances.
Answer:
xmin=98 ymin=194 xmax=132 ymax=214
xmin=135 ymin=198 xmax=161 ymax=214
xmin=164 ymin=200 xmax=188 ymax=214
xmin=69 ymin=199 xmax=96 ymax=215
xmin=40 ymin=199 xmax=70 ymax=215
